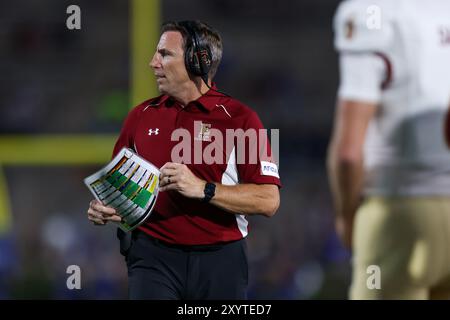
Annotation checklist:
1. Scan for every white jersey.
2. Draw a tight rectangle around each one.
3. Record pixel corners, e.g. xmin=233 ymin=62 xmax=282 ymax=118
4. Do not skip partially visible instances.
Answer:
xmin=334 ymin=0 xmax=450 ymax=196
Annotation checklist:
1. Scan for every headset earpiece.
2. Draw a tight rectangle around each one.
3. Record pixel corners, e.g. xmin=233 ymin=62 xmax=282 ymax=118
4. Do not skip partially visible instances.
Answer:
xmin=177 ymin=21 xmax=229 ymax=97
xmin=181 ymin=21 xmax=212 ymax=81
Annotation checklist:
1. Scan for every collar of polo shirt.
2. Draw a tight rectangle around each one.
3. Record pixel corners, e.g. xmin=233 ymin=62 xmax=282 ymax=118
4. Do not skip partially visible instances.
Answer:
xmin=148 ymin=83 xmax=226 ymax=112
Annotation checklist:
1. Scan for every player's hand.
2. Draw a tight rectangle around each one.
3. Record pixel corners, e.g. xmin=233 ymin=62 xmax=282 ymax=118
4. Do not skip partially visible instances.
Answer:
xmin=335 ymin=215 xmax=353 ymax=249
xmin=159 ymin=162 xmax=206 ymax=199
xmin=87 ymin=199 xmax=122 ymax=225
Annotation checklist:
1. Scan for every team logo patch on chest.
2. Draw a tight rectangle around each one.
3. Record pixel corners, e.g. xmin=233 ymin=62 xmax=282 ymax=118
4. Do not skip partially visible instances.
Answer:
xmin=194 ymin=122 xmax=212 ymax=142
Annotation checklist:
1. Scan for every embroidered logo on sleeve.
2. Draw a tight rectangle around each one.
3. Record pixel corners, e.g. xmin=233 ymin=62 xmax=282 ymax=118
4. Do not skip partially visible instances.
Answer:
xmin=345 ymin=18 xmax=355 ymax=39
xmin=260 ymin=161 xmax=279 ymax=178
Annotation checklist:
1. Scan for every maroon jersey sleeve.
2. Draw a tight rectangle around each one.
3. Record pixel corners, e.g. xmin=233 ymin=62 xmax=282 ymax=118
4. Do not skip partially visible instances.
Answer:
xmin=236 ymin=110 xmax=281 ymax=187
xmin=112 ymin=106 xmax=142 ymax=158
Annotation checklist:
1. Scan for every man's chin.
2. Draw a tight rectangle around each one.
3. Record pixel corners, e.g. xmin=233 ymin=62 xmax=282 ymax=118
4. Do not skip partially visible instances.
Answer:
xmin=156 ymin=85 xmax=166 ymax=95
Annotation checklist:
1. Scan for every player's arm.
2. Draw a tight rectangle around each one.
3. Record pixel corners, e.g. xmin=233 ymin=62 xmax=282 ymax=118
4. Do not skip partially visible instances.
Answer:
xmin=210 ymin=183 xmax=279 ymax=217
xmin=326 ymin=99 xmax=376 ymax=248
xmin=159 ymin=163 xmax=280 ymax=217
xmin=329 ymin=0 xmax=394 ymax=247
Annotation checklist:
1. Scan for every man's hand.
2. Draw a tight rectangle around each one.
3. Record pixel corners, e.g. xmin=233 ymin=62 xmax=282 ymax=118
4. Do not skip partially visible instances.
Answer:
xmin=159 ymin=162 xmax=206 ymax=199
xmin=335 ymin=215 xmax=353 ymax=249
xmin=87 ymin=199 xmax=122 ymax=225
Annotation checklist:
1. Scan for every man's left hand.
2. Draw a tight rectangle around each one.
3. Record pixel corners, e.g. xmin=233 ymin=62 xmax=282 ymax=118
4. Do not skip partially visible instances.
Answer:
xmin=159 ymin=162 xmax=206 ymax=199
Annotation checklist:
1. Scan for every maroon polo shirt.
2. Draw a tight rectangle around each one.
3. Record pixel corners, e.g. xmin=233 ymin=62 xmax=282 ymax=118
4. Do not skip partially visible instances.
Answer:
xmin=112 ymin=87 xmax=281 ymax=245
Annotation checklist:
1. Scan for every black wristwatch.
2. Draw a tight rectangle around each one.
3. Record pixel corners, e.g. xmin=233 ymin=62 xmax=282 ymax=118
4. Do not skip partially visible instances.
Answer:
xmin=202 ymin=182 xmax=216 ymax=203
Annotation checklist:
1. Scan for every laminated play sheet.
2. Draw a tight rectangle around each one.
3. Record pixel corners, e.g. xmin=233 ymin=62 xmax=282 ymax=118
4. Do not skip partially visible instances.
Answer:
xmin=84 ymin=147 xmax=160 ymax=232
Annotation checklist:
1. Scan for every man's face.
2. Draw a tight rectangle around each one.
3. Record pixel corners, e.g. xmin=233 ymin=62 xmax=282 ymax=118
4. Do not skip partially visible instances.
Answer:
xmin=150 ymin=31 xmax=191 ymax=96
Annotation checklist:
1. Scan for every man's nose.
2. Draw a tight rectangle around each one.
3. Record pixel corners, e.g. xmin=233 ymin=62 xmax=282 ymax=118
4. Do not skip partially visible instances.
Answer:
xmin=150 ymin=53 xmax=159 ymax=69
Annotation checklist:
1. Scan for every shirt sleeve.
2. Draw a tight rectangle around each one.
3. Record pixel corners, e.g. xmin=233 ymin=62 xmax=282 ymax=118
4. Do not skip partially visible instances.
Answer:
xmin=333 ymin=0 xmax=396 ymax=103
xmin=337 ymin=53 xmax=386 ymax=103
xmin=236 ymin=110 xmax=281 ymax=187
xmin=112 ymin=106 xmax=141 ymax=158
xmin=333 ymin=0 xmax=394 ymax=54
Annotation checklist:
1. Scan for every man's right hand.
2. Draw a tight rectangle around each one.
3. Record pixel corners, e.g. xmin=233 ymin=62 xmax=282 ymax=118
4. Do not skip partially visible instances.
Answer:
xmin=87 ymin=199 xmax=122 ymax=225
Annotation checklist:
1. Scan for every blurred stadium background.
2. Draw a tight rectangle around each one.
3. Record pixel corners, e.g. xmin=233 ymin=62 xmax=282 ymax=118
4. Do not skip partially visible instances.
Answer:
xmin=0 ymin=0 xmax=351 ymax=299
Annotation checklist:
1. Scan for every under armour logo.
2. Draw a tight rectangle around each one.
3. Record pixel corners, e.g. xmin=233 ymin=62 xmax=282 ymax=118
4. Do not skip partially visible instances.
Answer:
xmin=148 ymin=128 xmax=159 ymax=136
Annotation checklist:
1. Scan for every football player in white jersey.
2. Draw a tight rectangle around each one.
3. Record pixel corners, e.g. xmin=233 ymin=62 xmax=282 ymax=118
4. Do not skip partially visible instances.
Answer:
xmin=328 ymin=0 xmax=450 ymax=299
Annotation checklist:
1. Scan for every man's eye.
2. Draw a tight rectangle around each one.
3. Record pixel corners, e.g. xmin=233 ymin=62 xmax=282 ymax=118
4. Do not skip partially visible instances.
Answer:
xmin=160 ymin=50 xmax=170 ymax=57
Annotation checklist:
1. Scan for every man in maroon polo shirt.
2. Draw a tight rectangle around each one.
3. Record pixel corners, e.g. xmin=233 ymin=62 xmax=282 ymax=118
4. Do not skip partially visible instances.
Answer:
xmin=87 ymin=20 xmax=281 ymax=299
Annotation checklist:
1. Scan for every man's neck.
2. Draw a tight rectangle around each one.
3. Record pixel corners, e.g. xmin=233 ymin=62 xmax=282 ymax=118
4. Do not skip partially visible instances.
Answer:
xmin=173 ymin=78 xmax=211 ymax=106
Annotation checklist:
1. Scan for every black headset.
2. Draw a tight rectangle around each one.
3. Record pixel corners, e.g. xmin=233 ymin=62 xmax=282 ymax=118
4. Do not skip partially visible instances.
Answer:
xmin=179 ymin=21 xmax=212 ymax=85
xmin=177 ymin=20 xmax=230 ymax=98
